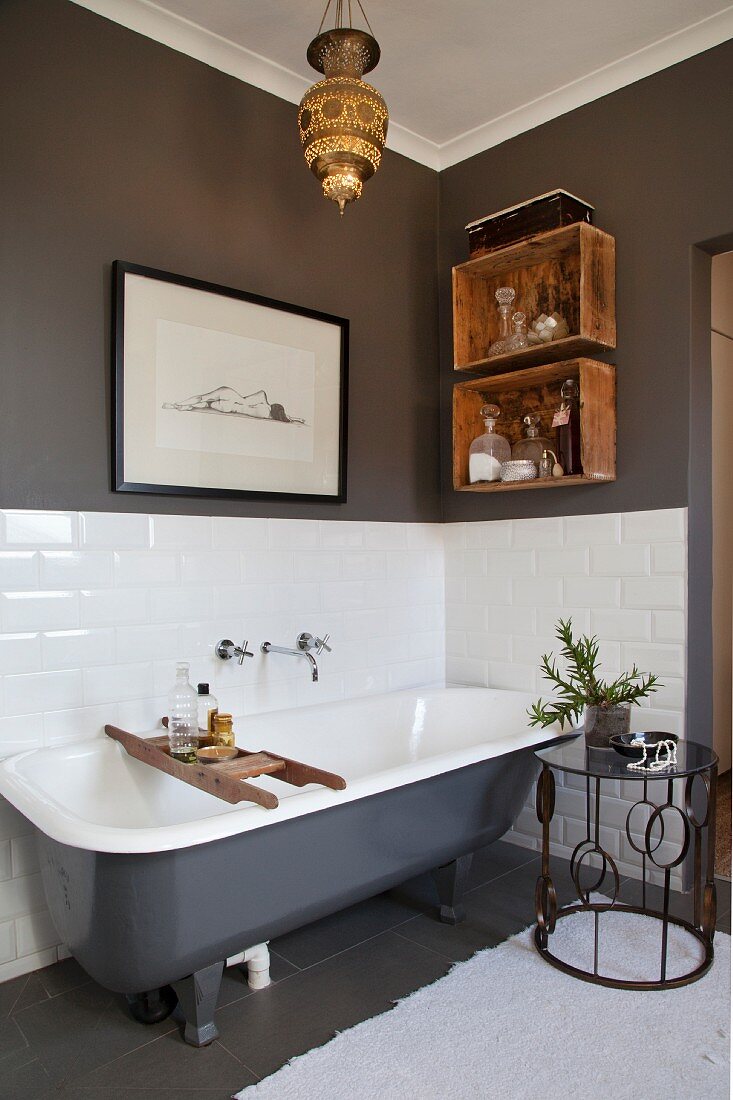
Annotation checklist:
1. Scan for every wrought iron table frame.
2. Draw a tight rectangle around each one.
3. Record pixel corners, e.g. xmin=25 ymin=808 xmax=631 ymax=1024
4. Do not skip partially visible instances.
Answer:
xmin=533 ymin=738 xmax=718 ymax=990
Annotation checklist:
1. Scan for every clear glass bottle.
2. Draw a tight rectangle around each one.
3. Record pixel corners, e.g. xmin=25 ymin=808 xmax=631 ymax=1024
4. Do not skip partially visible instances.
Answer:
xmin=510 ymin=311 xmax=528 ymax=350
xmin=511 ymin=414 xmax=553 ymax=466
xmin=197 ymin=682 xmax=219 ymax=743
xmin=212 ymin=712 xmax=235 ymax=749
xmin=167 ymin=662 xmax=199 ymax=764
xmin=487 ymin=288 xmax=516 ymax=357
xmin=468 ymin=404 xmax=511 ymax=483
xmin=553 ymin=378 xmax=582 ymax=475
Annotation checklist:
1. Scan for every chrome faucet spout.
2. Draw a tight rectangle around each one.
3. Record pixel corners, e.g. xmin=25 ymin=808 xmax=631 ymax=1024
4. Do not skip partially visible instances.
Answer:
xmin=260 ymin=633 xmax=330 ymax=683
xmin=303 ymin=651 xmax=318 ymax=683
xmin=260 ymin=641 xmax=320 ymax=682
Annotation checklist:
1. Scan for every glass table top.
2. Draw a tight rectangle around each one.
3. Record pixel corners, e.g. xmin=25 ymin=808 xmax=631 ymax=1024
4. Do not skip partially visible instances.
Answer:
xmin=535 ymin=733 xmax=717 ymax=780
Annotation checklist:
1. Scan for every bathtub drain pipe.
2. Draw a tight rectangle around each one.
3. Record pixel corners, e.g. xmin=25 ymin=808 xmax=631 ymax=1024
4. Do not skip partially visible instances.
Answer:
xmin=226 ymin=942 xmax=271 ymax=990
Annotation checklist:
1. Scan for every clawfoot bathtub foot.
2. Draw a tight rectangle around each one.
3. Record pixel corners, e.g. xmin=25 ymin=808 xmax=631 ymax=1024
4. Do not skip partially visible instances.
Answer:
xmin=172 ymin=961 xmax=224 ymax=1047
xmin=432 ymin=853 xmax=473 ymax=924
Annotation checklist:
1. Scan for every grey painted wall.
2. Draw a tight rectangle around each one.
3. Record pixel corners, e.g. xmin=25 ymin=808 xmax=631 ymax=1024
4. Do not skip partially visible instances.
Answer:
xmin=2 ymin=4 xmax=732 ymax=534
xmin=439 ymin=39 xmax=733 ymax=523
xmin=0 ymin=0 xmax=441 ymax=521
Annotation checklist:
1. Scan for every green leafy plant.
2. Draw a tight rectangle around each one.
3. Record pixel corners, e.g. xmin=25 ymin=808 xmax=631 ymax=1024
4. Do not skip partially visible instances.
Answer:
xmin=527 ymin=618 xmax=660 ymax=730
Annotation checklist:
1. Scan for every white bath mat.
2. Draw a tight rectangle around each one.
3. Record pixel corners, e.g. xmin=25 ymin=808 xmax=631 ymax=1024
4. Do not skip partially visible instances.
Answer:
xmin=234 ymin=908 xmax=730 ymax=1100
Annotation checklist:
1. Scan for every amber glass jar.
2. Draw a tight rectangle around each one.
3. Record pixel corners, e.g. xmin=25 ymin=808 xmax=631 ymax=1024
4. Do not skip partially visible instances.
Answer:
xmin=212 ymin=712 xmax=235 ymax=748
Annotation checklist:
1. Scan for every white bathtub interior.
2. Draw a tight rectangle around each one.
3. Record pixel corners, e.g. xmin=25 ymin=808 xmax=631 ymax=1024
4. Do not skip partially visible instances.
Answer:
xmin=0 ymin=687 xmax=557 ymax=853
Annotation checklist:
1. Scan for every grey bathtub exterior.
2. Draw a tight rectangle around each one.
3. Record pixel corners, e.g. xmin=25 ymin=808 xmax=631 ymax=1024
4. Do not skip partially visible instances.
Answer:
xmin=38 ymin=743 xmax=541 ymax=1042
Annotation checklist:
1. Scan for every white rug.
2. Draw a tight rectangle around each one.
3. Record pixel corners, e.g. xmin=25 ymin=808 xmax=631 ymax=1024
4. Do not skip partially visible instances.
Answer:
xmin=235 ymin=908 xmax=730 ymax=1100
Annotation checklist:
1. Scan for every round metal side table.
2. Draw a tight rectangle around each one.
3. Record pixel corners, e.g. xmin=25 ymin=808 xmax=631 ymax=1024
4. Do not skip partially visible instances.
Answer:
xmin=533 ymin=735 xmax=718 ymax=990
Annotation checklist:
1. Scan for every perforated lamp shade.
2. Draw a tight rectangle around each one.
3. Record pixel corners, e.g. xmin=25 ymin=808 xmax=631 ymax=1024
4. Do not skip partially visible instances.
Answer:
xmin=298 ymin=26 xmax=388 ymax=215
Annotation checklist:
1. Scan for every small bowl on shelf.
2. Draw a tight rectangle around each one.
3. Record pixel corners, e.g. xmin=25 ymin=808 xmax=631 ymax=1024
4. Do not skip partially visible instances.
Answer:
xmin=609 ymin=732 xmax=679 ymax=759
xmin=196 ymin=745 xmax=239 ymax=763
xmin=500 ymin=460 xmax=537 ymax=483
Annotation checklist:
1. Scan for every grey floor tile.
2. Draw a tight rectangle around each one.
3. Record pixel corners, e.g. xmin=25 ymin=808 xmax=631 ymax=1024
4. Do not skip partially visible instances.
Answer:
xmin=13 ymin=981 xmax=114 ymax=1084
xmin=0 ymin=1014 xmax=30 ymax=1061
xmin=0 ymin=973 xmax=30 ymax=1019
xmin=617 ymin=877 xmax=698 ymax=922
xmin=466 ymin=839 xmax=538 ymax=890
xmin=0 ymin=1052 xmax=55 ymax=1100
xmin=38 ymin=956 xmax=93 ymax=999
xmin=267 ymin=949 xmax=299 ymax=981
xmin=271 ymin=889 xmax=423 ymax=969
xmin=717 ymin=912 xmax=730 ymax=935
xmin=71 ymin=1032 xmax=254 ymax=1093
xmin=396 ymin=858 xmax=550 ymax=961
xmin=14 ymin=979 xmax=176 ymax=1086
xmin=394 ymin=904 xmax=514 ymax=962
xmin=9 ymin=973 xmax=52 ymax=1014
xmin=215 ymin=930 xmax=450 ymax=1079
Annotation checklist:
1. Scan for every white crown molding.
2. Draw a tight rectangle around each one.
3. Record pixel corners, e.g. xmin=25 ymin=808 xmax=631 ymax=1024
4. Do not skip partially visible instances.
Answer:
xmin=69 ymin=0 xmax=441 ymax=168
xmin=71 ymin=0 xmax=733 ymax=173
xmin=437 ymin=6 xmax=733 ymax=170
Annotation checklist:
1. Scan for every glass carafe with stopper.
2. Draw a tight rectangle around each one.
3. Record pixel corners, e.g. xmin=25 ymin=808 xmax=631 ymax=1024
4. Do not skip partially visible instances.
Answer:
xmin=511 ymin=414 xmax=553 ymax=467
xmin=468 ymin=404 xmax=511 ymax=483
xmin=553 ymin=378 xmax=583 ymax=475
xmin=167 ymin=662 xmax=199 ymax=764
xmin=487 ymin=288 xmax=518 ymax=357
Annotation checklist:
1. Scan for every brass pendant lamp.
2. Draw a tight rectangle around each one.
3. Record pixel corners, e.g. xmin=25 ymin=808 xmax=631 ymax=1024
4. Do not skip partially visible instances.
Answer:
xmin=298 ymin=0 xmax=388 ymax=216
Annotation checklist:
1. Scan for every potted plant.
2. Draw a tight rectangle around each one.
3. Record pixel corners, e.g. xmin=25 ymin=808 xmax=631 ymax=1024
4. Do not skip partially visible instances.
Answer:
xmin=527 ymin=618 xmax=661 ymax=747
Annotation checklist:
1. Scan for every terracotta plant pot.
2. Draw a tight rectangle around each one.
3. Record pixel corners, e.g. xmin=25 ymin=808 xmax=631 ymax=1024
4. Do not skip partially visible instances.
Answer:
xmin=584 ymin=704 xmax=631 ymax=748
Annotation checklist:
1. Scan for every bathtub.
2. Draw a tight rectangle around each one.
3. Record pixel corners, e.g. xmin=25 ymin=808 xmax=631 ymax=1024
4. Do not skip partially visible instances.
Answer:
xmin=0 ymin=686 xmax=559 ymax=1044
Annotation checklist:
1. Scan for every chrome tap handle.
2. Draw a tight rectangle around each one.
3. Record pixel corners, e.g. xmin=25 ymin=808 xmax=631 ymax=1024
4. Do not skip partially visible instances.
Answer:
xmin=215 ymin=638 xmax=254 ymax=663
xmin=296 ymin=632 xmax=332 ymax=654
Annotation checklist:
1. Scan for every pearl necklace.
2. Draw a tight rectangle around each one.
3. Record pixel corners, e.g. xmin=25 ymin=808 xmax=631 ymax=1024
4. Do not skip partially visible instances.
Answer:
xmin=627 ymin=738 xmax=678 ymax=772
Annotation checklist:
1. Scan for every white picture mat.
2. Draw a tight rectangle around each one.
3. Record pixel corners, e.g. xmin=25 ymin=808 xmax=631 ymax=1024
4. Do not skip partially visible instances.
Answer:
xmin=121 ymin=273 xmax=343 ymax=496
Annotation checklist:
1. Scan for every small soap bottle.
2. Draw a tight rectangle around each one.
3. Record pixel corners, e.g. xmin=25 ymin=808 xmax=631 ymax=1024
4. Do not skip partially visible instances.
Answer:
xmin=468 ymin=404 xmax=511 ymax=483
xmin=212 ymin=712 xmax=235 ymax=748
xmin=197 ymin=683 xmax=219 ymax=744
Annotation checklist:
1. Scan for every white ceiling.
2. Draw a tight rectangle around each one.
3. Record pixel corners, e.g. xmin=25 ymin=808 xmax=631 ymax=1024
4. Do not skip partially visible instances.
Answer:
xmin=73 ymin=0 xmax=733 ymax=168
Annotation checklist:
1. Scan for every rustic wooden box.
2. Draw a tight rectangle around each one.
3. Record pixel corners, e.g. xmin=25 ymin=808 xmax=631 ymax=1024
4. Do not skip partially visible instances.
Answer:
xmin=453 ymin=358 xmax=616 ymax=493
xmin=465 ymin=190 xmax=594 ymax=258
xmin=453 ymin=223 xmax=615 ymax=374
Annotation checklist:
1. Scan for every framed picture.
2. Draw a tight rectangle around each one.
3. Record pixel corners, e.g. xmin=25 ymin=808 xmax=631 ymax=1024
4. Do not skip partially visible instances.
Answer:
xmin=112 ymin=261 xmax=348 ymax=501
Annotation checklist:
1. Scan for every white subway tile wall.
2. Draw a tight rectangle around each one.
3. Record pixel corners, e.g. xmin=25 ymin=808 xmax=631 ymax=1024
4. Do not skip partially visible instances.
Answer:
xmin=0 ymin=511 xmax=445 ymax=981
xmin=0 ymin=507 xmax=688 ymax=981
xmin=445 ymin=508 xmax=687 ymax=884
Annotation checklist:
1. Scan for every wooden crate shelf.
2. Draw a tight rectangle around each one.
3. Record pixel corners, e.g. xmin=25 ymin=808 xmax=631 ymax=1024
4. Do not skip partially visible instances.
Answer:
xmin=453 ymin=358 xmax=616 ymax=493
xmin=453 ymin=223 xmax=615 ymax=374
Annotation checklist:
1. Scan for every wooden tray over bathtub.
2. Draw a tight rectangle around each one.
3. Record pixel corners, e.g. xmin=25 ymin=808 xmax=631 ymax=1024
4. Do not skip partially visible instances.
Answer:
xmin=104 ymin=725 xmax=346 ymax=810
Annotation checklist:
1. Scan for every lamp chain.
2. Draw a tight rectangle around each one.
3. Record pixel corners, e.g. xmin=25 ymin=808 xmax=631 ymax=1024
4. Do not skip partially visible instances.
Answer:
xmin=316 ymin=0 xmax=375 ymax=34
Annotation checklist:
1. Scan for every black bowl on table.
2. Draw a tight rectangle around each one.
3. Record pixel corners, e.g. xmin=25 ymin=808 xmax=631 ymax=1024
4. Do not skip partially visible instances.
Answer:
xmin=609 ymin=731 xmax=679 ymax=759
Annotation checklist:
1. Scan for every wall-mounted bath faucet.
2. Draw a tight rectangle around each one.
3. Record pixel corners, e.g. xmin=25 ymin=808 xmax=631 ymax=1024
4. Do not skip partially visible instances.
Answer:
xmin=260 ymin=633 xmax=331 ymax=683
xmin=215 ymin=639 xmax=255 ymax=665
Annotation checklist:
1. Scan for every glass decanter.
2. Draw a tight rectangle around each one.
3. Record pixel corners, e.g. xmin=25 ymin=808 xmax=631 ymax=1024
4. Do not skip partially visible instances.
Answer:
xmin=511 ymin=414 xmax=553 ymax=466
xmin=511 ymin=311 xmax=528 ymax=350
xmin=487 ymin=288 xmax=517 ymax=357
xmin=468 ymin=404 xmax=511 ymax=483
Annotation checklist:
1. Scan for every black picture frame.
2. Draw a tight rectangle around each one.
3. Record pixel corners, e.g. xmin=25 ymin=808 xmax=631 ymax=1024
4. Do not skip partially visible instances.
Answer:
xmin=112 ymin=261 xmax=348 ymax=502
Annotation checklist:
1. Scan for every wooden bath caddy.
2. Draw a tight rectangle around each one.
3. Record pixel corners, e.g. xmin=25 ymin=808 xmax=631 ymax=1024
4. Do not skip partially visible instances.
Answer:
xmin=104 ymin=725 xmax=347 ymax=810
